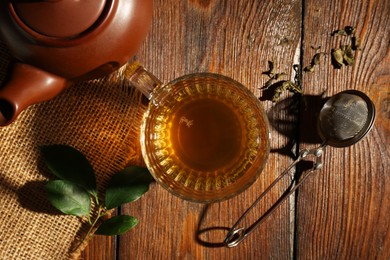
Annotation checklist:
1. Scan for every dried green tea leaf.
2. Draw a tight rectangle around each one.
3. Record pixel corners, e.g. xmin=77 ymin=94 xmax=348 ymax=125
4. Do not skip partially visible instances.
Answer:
xmin=261 ymin=61 xmax=287 ymax=90
xmin=271 ymin=80 xmax=302 ymax=102
xmin=331 ymin=48 xmax=344 ymax=68
xmin=331 ymin=29 xmax=348 ymax=36
xmin=286 ymin=81 xmax=302 ymax=94
xmin=274 ymin=72 xmax=287 ymax=80
xmin=304 ymin=51 xmax=326 ymax=73
xmin=351 ymin=35 xmax=361 ymax=50
xmin=263 ymin=78 xmax=275 ymax=89
xmin=342 ymin=45 xmax=355 ymax=65
xmin=344 ymin=26 xmax=356 ymax=35
xmin=304 ymin=64 xmax=315 ymax=72
xmin=45 ymin=180 xmax=91 ymax=217
xmin=95 ymin=215 xmax=139 ymax=236
xmin=272 ymin=91 xmax=282 ymax=102
xmin=312 ymin=52 xmax=326 ymax=65
xmin=270 ymin=81 xmax=287 ymax=102
xmin=105 ymin=166 xmax=154 ymax=210
xmin=332 ymin=26 xmax=356 ymax=36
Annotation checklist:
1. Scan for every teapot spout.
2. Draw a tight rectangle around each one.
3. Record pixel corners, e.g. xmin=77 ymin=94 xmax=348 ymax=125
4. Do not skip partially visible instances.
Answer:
xmin=0 ymin=63 xmax=67 ymax=126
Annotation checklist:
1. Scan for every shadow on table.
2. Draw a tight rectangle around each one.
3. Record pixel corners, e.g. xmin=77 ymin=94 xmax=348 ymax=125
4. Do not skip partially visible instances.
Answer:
xmin=266 ymin=93 xmax=327 ymax=159
xmin=195 ymin=204 xmax=228 ymax=248
xmin=195 ymin=159 xmax=315 ymax=248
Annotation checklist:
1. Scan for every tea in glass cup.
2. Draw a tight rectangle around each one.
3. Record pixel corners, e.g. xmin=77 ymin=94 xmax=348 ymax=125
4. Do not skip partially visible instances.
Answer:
xmin=127 ymin=64 xmax=270 ymax=202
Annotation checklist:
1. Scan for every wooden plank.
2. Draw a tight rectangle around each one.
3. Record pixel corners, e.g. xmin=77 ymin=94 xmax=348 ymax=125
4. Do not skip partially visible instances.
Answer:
xmin=117 ymin=0 xmax=302 ymax=259
xmin=297 ymin=0 xmax=390 ymax=258
xmin=80 ymin=235 xmax=116 ymax=260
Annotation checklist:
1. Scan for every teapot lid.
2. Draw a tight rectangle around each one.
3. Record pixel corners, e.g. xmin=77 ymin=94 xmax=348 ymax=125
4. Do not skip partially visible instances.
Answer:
xmin=11 ymin=0 xmax=107 ymax=38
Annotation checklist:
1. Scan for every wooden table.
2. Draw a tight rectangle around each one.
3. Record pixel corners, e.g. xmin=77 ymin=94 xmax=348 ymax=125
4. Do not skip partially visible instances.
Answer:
xmin=82 ymin=0 xmax=389 ymax=259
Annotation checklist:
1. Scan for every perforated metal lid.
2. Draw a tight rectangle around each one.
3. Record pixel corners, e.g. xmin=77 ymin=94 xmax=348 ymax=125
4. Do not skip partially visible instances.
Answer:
xmin=317 ymin=90 xmax=375 ymax=147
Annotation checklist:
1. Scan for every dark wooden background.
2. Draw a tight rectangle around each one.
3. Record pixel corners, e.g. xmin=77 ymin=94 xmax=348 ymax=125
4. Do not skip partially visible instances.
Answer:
xmin=82 ymin=0 xmax=389 ymax=259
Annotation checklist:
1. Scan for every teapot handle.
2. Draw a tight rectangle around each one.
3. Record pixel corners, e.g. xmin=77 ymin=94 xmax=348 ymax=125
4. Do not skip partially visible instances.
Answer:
xmin=0 ymin=63 xmax=67 ymax=126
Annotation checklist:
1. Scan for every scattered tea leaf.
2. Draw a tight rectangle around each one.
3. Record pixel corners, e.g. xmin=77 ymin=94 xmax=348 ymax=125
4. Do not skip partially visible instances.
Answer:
xmin=272 ymin=80 xmax=302 ymax=102
xmin=263 ymin=78 xmax=275 ymax=89
xmin=105 ymin=166 xmax=154 ymax=210
xmin=331 ymin=48 xmax=344 ymax=68
xmin=95 ymin=215 xmax=139 ymax=235
xmin=273 ymin=73 xmax=287 ymax=80
xmin=304 ymin=51 xmax=326 ymax=73
xmin=331 ymin=29 xmax=348 ymax=36
xmin=261 ymin=25 xmax=362 ymax=102
xmin=45 ymin=180 xmax=91 ymax=217
xmin=330 ymin=25 xmax=360 ymax=69
xmin=312 ymin=52 xmax=326 ymax=65
xmin=41 ymin=145 xmax=97 ymax=198
xmin=342 ymin=45 xmax=355 ymax=65
xmin=303 ymin=65 xmax=315 ymax=73
xmin=331 ymin=26 xmax=356 ymax=36
xmin=351 ymin=35 xmax=361 ymax=50
xmin=344 ymin=26 xmax=356 ymax=35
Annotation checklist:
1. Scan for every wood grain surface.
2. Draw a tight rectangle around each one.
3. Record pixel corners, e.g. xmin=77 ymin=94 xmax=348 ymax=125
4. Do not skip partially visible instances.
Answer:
xmin=81 ymin=0 xmax=389 ymax=259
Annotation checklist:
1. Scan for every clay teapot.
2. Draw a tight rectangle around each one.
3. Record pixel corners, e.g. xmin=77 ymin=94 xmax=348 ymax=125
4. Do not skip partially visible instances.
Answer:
xmin=0 ymin=0 xmax=153 ymax=126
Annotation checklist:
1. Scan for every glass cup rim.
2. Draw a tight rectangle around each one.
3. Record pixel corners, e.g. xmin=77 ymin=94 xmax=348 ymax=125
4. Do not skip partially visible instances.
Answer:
xmin=140 ymin=72 xmax=271 ymax=203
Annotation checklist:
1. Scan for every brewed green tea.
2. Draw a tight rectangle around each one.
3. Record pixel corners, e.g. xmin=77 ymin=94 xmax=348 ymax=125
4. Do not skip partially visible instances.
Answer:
xmin=170 ymin=97 xmax=242 ymax=172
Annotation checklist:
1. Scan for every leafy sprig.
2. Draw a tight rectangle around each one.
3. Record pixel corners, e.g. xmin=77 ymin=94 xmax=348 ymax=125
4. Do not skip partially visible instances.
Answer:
xmin=41 ymin=145 xmax=154 ymax=248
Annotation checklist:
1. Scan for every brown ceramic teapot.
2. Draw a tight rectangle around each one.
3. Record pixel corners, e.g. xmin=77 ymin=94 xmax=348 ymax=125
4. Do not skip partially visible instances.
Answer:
xmin=0 ymin=0 xmax=153 ymax=126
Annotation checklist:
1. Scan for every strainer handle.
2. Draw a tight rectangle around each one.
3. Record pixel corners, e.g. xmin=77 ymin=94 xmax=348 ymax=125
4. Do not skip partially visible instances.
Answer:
xmin=224 ymin=145 xmax=326 ymax=248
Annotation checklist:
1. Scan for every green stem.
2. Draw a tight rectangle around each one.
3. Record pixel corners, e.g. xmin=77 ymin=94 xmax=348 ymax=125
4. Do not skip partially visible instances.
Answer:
xmin=76 ymin=205 xmax=106 ymax=251
xmin=86 ymin=215 xmax=92 ymax=225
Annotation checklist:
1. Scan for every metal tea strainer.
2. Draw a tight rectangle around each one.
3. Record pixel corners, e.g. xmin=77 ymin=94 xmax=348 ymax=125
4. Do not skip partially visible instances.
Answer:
xmin=224 ymin=90 xmax=376 ymax=247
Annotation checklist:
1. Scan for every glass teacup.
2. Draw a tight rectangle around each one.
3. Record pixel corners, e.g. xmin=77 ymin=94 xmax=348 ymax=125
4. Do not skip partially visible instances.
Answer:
xmin=125 ymin=63 xmax=270 ymax=203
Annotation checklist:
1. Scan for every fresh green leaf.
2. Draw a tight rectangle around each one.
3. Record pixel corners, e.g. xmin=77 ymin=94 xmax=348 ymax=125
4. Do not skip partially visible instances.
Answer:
xmin=105 ymin=166 xmax=154 ymax=210
xmin=45 ymin=180 xmax=91 ymax=217
xmin=41 ymin=145 xmax=97 ymax=198
xmin=95 ymin=215 xmax=138 ymax=235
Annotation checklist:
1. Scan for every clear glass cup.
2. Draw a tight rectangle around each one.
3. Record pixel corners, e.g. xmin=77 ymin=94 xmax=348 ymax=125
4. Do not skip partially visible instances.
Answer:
xmin=125 ymin=63 xmax=270 ymax=203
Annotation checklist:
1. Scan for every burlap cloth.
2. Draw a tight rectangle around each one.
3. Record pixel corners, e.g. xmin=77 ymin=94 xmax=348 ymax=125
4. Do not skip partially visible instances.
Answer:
xmin=0 ymin=42 xmax=146 ymax=259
